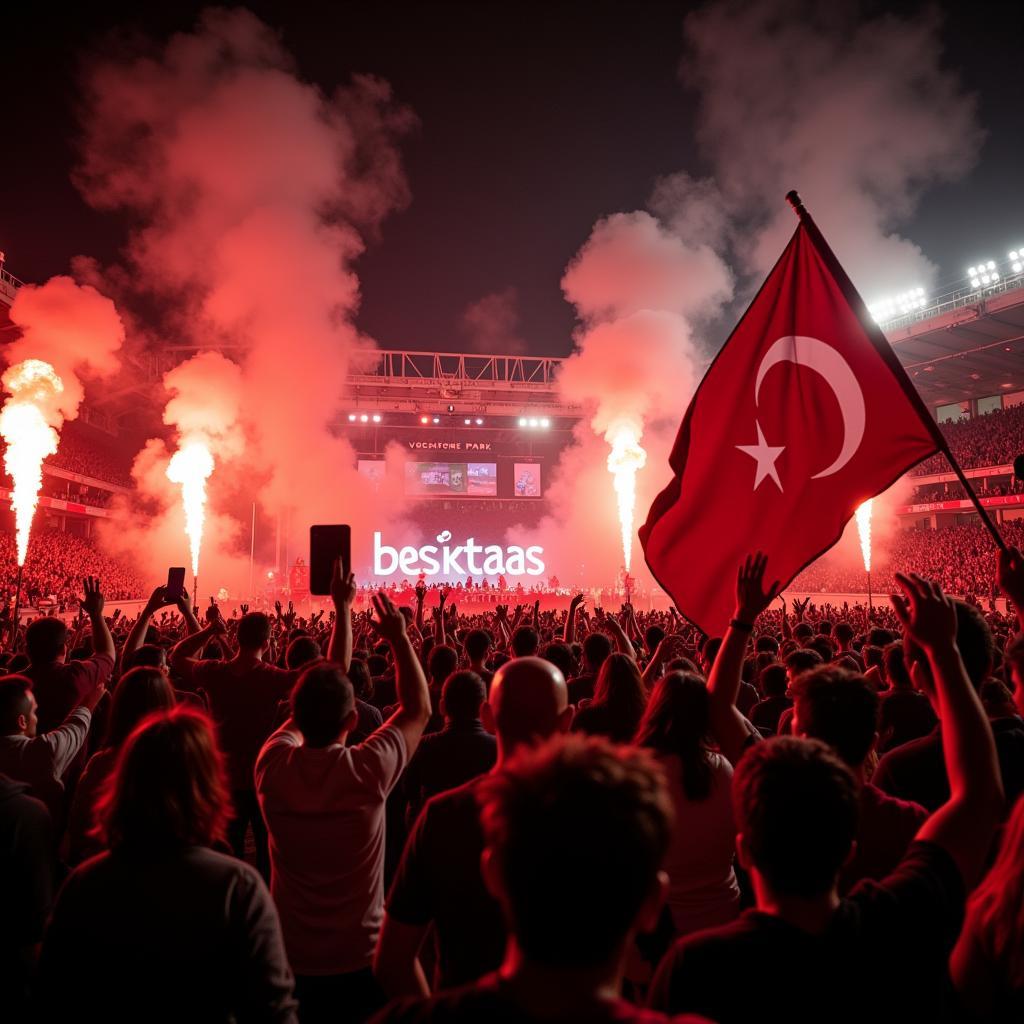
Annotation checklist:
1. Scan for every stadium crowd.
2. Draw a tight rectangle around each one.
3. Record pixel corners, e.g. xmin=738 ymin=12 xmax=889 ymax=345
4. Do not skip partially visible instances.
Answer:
xmin=2 ymin=537 xmax=1024 ymax=1023
xmin=0 ymin=528 xmax=145 ymax=609
xmin=914 ymin=403 xmax=1024 ymax=475
xmin=40 ymin=426 xmax=135 ymax=490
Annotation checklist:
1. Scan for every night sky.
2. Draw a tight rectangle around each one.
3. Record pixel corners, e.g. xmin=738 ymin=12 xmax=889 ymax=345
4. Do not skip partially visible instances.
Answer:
xmin=2 ymin=1 xmax=1021 ymax=357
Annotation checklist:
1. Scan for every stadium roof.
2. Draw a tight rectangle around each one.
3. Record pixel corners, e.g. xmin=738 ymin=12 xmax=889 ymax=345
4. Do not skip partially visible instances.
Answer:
xmin=885 ymin=281 xmax=1024 ymax=407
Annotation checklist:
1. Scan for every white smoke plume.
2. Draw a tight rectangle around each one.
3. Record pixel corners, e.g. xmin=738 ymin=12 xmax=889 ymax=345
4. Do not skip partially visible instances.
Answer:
xmin=460 ymin=287 xmax=528 ymax=355
xmin=75 ymin=7 xmax=416 ymax=587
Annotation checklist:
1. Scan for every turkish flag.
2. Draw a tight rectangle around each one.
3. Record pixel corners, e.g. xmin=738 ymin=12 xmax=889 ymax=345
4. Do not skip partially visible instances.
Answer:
xmin=640 ymin=204 xmax=942 ymax=636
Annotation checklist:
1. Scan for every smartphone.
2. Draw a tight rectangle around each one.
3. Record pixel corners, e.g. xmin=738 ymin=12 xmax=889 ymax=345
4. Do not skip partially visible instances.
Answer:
xmin=310 ymin=525 xmax=351 ymax=596
xmin=166 ymin=566 xmax=187 ymax=603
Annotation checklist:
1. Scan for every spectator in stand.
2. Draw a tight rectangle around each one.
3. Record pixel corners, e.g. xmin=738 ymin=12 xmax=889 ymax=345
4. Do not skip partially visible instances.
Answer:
xmin=255 ymin=578 xmax=431 ymax=1024
xmin=572 ymin=652 xmax=647 ymax=743
xmin=951 ymin=794 xmax=1024 ymax=1019
xmin=634 ymin=671 xmax=739 ymax=936
xmin=650 ymin=560 xmax=1004 ymax=1024
xmin=171 ymin=604 xmax=306 ymax=878
xmin=23 ymin=576 xmax=114 ymax=734
xmin=749 ymin=663 xmax=791 ymax=735
xmin=0 ymin=674 xmax=105 ymax=822
xmin=374 ymin=657 xmax=572 ymax=999
xmin=874 ymin=556 xmax=1024 ymax=812
xmin=372 ymin=737 xmax=691 ymax=1024
xmin=65 ymin=666 xmax=176 ymax=865
xmin=567 ymin=631 xmax=612 ymax=705
xmin=36 ymin=706 xmax=297 ymax=1022
xmin=401 ymin=670 xmax=496 ymax=826
xmin=789 ymin=667 xmax=928 ymax=891
xmin=877 ymin=641 xmax=937 ymax=752
xmin=0 ymin=772 xmax=53 ymax=1018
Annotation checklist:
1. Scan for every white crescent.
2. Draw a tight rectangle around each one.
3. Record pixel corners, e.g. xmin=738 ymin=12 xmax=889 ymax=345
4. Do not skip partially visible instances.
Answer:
xmin=755 ymin=335 xmax=865 ymax=479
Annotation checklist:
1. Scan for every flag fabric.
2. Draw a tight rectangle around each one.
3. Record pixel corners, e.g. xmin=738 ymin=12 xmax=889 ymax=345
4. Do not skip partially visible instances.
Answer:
xmin=639 ymin=202 xmax=943 ymax=636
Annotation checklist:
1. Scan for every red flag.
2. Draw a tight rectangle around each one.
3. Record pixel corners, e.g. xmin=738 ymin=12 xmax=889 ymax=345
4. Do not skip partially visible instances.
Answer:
xmin=640 ymin=197 xmax=943 ymax=636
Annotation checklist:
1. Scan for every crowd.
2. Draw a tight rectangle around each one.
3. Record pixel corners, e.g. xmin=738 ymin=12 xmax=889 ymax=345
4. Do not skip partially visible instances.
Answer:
xmin=911 ymin=477 xmax=1024 ymax=504
xmin=41 ymin=426 xmax=134 ymax=489
xmin=2 ymin=535 xmax=1024 ymax=1024
xmin=914 ymin=403 xmax=1024 ymax=476
xmin=794 ymin=520 xmax=1024 ymax=598
xmin=0 ymin=528 xmax=145 ymax=609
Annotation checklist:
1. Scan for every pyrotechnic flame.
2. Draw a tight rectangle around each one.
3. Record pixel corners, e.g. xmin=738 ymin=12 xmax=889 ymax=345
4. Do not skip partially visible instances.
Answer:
xmin=606 ymin=423 xmax=647 ymax=571
xmin=855 ymin=499 xmax=873 ymax=573
xmin=166 ymin=440 xmax=215 ymax=577
xmin=0 ymin=360 xmax=65 ymax=566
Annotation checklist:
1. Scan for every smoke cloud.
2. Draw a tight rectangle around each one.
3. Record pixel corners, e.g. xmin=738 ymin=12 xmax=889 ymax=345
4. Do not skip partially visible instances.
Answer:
xmin=76 ymin=7 xmax=417 ymax=587
xmin=460 ymin=287 xmax=527 ymax=355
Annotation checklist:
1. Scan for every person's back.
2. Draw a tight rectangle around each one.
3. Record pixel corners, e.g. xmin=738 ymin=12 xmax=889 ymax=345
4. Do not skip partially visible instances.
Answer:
xmin=36 ymin=706 xmax=296 ymax=1023
xmin=256 ymin=590 xmax=430 ymax=1023
xmin=377 ymin=657 xmax=573 ymax=996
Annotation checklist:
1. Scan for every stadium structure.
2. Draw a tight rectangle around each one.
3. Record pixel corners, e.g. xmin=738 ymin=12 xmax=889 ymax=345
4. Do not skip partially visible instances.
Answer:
xmin=3 ymin=246 xmax=1024 ymax=564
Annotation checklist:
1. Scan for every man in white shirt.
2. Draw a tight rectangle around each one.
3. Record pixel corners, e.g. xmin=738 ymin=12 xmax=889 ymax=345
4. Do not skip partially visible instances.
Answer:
xmin=256 ymin=570 xmax=430 ymax=1024
xmin=0 ymin=674 xmax=105 ymax=821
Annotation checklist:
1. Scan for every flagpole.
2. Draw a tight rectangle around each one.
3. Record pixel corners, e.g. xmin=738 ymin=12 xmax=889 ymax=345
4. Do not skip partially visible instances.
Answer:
xmin=785 ymin=190 xmax=1008 ymax=554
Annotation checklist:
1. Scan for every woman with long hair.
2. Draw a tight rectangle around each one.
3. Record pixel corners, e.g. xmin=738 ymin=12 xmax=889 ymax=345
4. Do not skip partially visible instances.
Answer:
xmin=37 ymin=706 xmax=297 ymax=1022
xmin=951 ymin=794 xmax=1024 ymax=1019
xmin=634 ymin=671 xmax=739 ymax=936
xmin=65 ymin=666 xmax=177 ymax=864
xmin=571 ymin=652 xmax=647 ymax=742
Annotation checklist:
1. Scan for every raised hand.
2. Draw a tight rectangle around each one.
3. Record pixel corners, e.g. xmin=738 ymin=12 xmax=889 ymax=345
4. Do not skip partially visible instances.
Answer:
xmin=329 ymin=558 xmax=357 ymax=609
xmin=81 ymin=577 xmax=105 ymax=618
xmin=240 ymin=603 xmax=249 ymax=616
xmin=735 ymin=552 xmax=780 ymax=623
xmin=369 ymin=590 xmax=407 ymax=644
xmin=891 ymin=572 xmax=957 ymax=655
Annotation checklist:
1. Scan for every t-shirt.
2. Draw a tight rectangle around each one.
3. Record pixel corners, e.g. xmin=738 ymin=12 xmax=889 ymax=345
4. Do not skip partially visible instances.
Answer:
xmin=648 ymin=841 xmax=964 ymax=1024
xmin=37 ymin=844 xmax=297 ymax=1022
xmin=874 ymin=719 xmax=1024 ymax=812
xmin=255 ymin=724 xmax=408 ymax=975
xmin=567 ymin=673 xmax=597 ymax=706
xmin=26 ymin=654 xmax=113 ymax=734
xmin=749 ymin=696 xmax=792 ymax=735
xmin=386 ymin=777 xmax=505 ymax=989
xmin=571 ymin=702 xmax=641 ymax=743
xmin=840 ymin=783 xmax=928 ymax=893
xmin=401 ymin=722 xmax=497 ymax=822
xmin=190 ymin=659 xmax=299 ymax=791
xmin=372 ymin=973 xmax=711 ymax=1024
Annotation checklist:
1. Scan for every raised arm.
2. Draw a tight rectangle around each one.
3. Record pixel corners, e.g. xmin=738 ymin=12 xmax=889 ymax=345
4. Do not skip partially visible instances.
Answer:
xmin=708 ymin=553 xmax=779 ymax=766
xmin=81 ymin=577 xmax=115 ymax=662
xmin=120 ymin=586 xmax=167 ymax=671
xmin=604 ymin=612 xmax=635 ymax=659
xmin=892 ymin=573 xmax=1003 ymax=886
xmin=564 ymin=593 xmax=584 ymax=643
xmin=327 ymin=560 xmax=356 ymax=671
xmin=169 ymin=609 xmax=227 ymax=685
xmin=372 ymin=591 xmax=431 ymax=754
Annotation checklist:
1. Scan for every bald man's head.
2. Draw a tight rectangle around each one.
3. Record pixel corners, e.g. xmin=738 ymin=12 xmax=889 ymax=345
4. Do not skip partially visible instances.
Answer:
xmin=486 ymin=656 xmax=571 ymax=754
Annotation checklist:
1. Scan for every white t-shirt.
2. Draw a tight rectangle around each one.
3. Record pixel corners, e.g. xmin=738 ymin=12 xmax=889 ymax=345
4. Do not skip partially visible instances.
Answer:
xmin=658 ymin=750 xmax=740 ymax=936
xmin=255 ymin=723 xmax=408 ymax=975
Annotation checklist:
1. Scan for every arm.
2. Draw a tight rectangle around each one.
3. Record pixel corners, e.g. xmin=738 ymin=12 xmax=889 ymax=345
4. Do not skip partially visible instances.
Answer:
xmin=169 ymin=619 xmax=225 ymax=685
xmin=327 ymin=560 xmax=356 ymax=670
xmin=708 ymin=553 xmax=779 ymax=766
xmin=374 ymin=915 xmax=431 ymax=999
xmin=604 ymin=613 xmax=634 ymax=658
xmin=371 ymin=592 xmax=431 ymax=754
xmin=564 ymin=593 xmax=583 ymax=644
xmin=950 ymin=908 xmax=998 ymax=1021
xmin=779 ymin=596 xmax=792 ymax=640
xmin=892 ymin=572 xmax=1003 ymax=886
xmin=80 ymin=576 xmax=115 ymax=662
xmin=120 ymin=587 xmax=167 ymax=672
xmin=414 ymin=583 xmax=426 ymax=635
xmin=432 ymin=591 xmax=448 ymax=647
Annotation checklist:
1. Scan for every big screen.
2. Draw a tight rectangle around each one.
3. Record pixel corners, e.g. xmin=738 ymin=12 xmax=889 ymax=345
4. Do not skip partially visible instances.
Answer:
xmin=404 ymin=462 xmax=497 ymax=496
xmin=513 ymin=462 xmax=542 ymax=497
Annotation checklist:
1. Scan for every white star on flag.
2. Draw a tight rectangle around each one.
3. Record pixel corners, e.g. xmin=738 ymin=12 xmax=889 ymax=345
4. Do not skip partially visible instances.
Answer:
xmin=736 ymin=421 xmax=785 ymax=491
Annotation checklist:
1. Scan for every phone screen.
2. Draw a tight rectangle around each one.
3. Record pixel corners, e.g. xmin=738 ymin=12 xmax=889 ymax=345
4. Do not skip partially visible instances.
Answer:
xmin=310 ymin=525 xmax=351 ymax=596
xmin=166 ymin=567 xmax=186 ymax=603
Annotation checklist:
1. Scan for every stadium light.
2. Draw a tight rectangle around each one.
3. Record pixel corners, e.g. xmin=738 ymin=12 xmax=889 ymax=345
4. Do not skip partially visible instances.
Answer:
xmin=518 ymin=417 xmax=527 ymax=427
xmin=528 ymin=417 xmax=539 ymax=428
xmin=420 ymin=415 xmax=430 ymax=424
xmin=540 ymin=417 xmax=551 ymax=428
xmin=867 ymin=285 xmax=927 ymax=325
xmin=464 ymin=418 xmax=472 ymax=425
xmin=371 ymin=414 xmax=382 ymax=424
xmin=347 ymin=413 xmax=357 ymax=422
xmin=1010 ymin=250 xmax=1024 ymax=275
xmin=475 ymin=417 xmax=484 ymax=425
xmin=359 ymin=414 xmax=369 ymax=423
xmin=969 ymin=260 xmax=998 ymax=290
xmin=432 ymin=416 xmax=440 ymax=424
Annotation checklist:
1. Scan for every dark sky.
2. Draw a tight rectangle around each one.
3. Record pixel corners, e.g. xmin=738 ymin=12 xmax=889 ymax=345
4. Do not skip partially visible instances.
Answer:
xmin=1 ymin=1 xmax=1021 ymax=357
